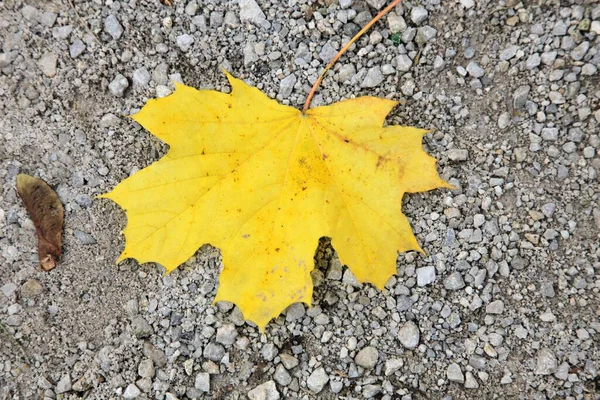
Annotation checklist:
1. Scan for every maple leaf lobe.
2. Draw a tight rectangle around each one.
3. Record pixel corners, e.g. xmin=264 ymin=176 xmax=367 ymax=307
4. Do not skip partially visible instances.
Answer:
xmin=102 ymin=72 xmax=451 ymax=331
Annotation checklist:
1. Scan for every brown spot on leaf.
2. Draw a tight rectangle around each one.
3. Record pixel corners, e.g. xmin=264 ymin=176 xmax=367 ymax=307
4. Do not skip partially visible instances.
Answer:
xmin=16 ymin=174 xmax=64 ymax=271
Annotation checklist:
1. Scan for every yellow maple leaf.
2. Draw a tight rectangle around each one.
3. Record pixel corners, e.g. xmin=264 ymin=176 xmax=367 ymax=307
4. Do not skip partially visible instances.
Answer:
xmin=101 ymin=72 xmax=451 ymax=330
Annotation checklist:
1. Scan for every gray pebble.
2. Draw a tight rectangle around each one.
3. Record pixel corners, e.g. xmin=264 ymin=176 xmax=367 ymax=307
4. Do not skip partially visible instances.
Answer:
xmin=512 ymin=85 xmax=530 ymax=109
xmin=216 ymin=324 xmax=238 ymax=346
xmin=535 ymin=348 xmax=558 ymax=375
xmin=1 ymin=282 xmax=18 ymax=298
xmin=261 ymin=343 xmax=278 ymax=361
xmin=319 ymin=43 xmax=337 ymax=63
xmin=355 ymin=346 xmax=379 ymax=369
xmin=194 ymin=373 xmax=210 ymax=392
xmin=416 ymin=26 xmax=437 ymax=44
xmin=388 ymin=12 xmax=406 ymax=33
xmin=52 ymin=25 xmax=72 ymax=40
xmin=397 ymin=321 xmax=420 ymax=349
xmin=108 ymin=74 xmax=129 ymax=97
xmin=248 ymin=380 xmax=279 ymax=400
xmin=525 ymin=53 xmax=541 ymax=69
xmin=466 ymin=61 xmax=484 ymax=78
xmin=447 ymin=363 xmax=464 ymax=383
xmin=74 ymin=230 xmax=96 ymax=245
xmin=69 ymin=39 xmax=86 ymax=58
xmin=361 ymin=66 xmax=384 ymax=88
xmin=486 ymin=300 xmax=504 ymax=314
xmin=239 ymin=0 xmax=270 ymax=29
xmin=465 ymin=371 xmax=479 ymax=389
xmin=176 ymin=34 xmax=194 ymax=52
xmin=500 ymin=45 xmax=519 ymax=61
xmin=56 ymin=374 xmax=72 ymax=394
xmin=396 ymin=54 xmax=412 ymax=72
xmin=104 ymin=15 xmax=123 ymax=40
xmin=498 ymin=112 xmax=511 ymax=129
xmin=416 ymin=266 xmax=436 ymax=286
xmin=138 ymin=359 xmax=155 ymax=378
xmin=307 ymin=367 xmax=329 ymax=393
xmin=38 ymin=53 xmax=58 ymax=78
xmin=203 ymin=342 xmax=225 ymax=361
xmin=411 ymin=7 xmax=428 ymax=25
xmin=448 ymin=149 xmax=469 ymax=161
xmin=274 ymin=364 xmax=291 ymax=386
xmin=279 ymin=74 xmax=296 ymax=98
xmin=444 ymin=272 xmax=465 ymax=290
xmin=123 ymin=384 xmax=141 ymax=399
xmin=131 ymin=316 xmax=153 ymax=338
xmin=133 ymin=67 xmax=150 ymax=87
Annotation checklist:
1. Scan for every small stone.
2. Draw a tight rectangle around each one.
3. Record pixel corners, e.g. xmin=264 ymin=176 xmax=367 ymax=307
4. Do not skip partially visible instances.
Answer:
xmin=525 ymin=53 xmax=541 ymax=69
xmin=123 ymin=384 xmax=141 ymax=399
xmin=195 ymin=373 xmax=210 ymax=392
xmin=1 ymin=283 xmax=18 ymax=298
xmin=216 ymin=324 xmax=238 ymax=346
xmin=56 ymin=375 xmax=72 ymax=394
xmin=22 ymin=5 xmax=40 ymax=21
xmin=416 ymin=26 xmax=437 ymax=44
xmin=38 ymin=53 xmax=58 ymax=77
xmin=109 ymin=74 xmax=129 ymax=97
xmin=69 ymin=39 xmax=86 ymax=58
xmin=447 ymin=363 xmax=465 ymax=383
xmin=104 ymin=15 xmax=124 ymax=40
xmin=444 ymin=272 xmax=465 ymax=290
xmin=74 ymin=230 xmax=96 ymax=244
xmin=52 ymin=25 xmax=72 ymax=40
xmin=280 ymin=354 xmax=299 ymax=369
xmin=582 ymin=63 xmax=597 ymax=76
xmin=500 ymin=45 xmax=519 ymax=61
xmin=21 ymin=279 xmax=43 ymax=298
xmin=176 ymin=34 xmax=194 ymax=52
xmin=535 ymin=348 xmax=558 ymax=375
xmin=274 ymin=364 xmax=291 ymax=386
xmin=465 ymin=371 xmax=479 ymax=388
xmin=133 ymin=68 xmax=150 ymax=87
xmin=416 ymin=266 xmax=436 ymax=286
xmin=203 ymin=342 xmax=225 ymax=362
xmin=279 ymin=74 xmax=296 ymax=98
xmin=248 ymin=380 xmax=279 ymax=400
xmin=239 ymin=0 xmax=270 ymax=29
xmin=410 ymin=7 xmax=428 ymax=24
xmin=541 ymin=128 xmax=558 ymax=141
xmin=185 ymin=1 xmax=199 ymax=16
xmin=552 ymin=20 xmax=567 ymax=36
xmin=498 ymin=112 xmax=511 ymax=129
xmin=138 ymin=359 xmax=155 ymax=378
xmin=143 ymin=342 xmax=167 ymax=367
xmin=571 ymin=41 xmax=589 ymax=61
xmin=355 ymin=346 xmax=379 ymax=369
xmin=366 ymin=0 xmax=386 ymax=8
xmin=513 ymin=85 xmax=530 ymax=109
xmin=131 ymin=316 xmax=153 ymax=338
xmin=591 ymin=20 xmax=600 ymax=34
xmin=307 ymin=367 xmax=329 ymax=393
xmin=387 ymin=12 xmax=406 ymax=33
xmin=385 ymin=358 xmax=403 ymax=375
xmin=486 ymin=300 xmax=504 ymax=314
xmin=448 ymin=149 xmax=469 ymax=161
xmin=319 ymin=43 xmax=338 ymax=63
xmin=466 ymin=61 xmax=484 ymax=78
xmin=460 ymin=0 xmax=474 ymax=8
xmin=261 ymin=343 xmax=278 ymax=361
xmin=396 ymin=54 xmax=412 ymax=72
xmin=40 ymin=11 xmax=58 ymax=27
xmin=361 ymin=67 xmax=384 ymax=88
xmin=397 ymin=321 xmax=420 ymax=349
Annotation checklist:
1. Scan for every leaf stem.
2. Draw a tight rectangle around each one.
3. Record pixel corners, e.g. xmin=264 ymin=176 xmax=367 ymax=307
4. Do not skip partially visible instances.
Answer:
xmin=302 ymin=0 xmax=405 ymax=113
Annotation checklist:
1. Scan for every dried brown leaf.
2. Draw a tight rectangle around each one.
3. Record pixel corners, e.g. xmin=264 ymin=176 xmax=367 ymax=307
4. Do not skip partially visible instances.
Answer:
xmin=16 ymin=174 xmax=64 ymax=271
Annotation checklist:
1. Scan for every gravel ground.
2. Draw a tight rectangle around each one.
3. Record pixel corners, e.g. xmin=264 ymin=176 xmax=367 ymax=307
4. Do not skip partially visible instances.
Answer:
xmin=1 ymin=0 xmax=600 ymax=399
